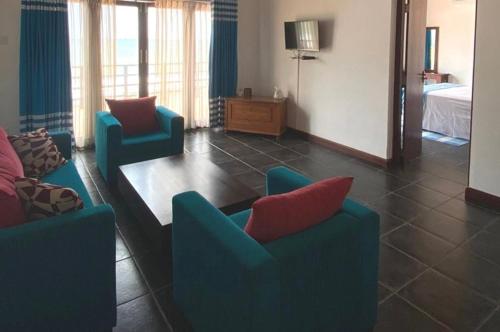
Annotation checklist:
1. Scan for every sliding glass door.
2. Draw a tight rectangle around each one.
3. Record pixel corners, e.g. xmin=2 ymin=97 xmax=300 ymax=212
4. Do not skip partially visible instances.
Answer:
xmin=69 ymin=0 xmax=211 ymax=146
xmin=111 ymin=4 xmax=140 ymax=99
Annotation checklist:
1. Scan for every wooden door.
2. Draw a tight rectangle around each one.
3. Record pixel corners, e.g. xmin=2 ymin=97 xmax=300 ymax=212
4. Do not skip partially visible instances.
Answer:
xmin=393 ymin=0 xmax=428 ymax=162
xmin=402 ymin=0 xmax=428 ymax=160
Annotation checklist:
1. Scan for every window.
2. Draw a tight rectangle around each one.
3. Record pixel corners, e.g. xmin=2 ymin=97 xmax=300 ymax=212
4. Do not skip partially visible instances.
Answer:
xmin=68 ymin=0 xmax=211 ymax=147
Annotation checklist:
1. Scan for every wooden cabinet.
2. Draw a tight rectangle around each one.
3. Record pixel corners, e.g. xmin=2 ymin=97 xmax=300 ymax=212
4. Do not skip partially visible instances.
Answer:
xmin=225 ymin=97 xmax=287 ymax=137
xmin=425 ymin=72 xmax=450 ymax=83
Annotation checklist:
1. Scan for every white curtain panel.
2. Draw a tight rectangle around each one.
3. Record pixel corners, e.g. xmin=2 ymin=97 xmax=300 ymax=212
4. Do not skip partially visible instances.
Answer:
xmin=153 ymin=0 xmax=211 ymax=128
xmin=68 ymin=0 xmax=116 ymax=148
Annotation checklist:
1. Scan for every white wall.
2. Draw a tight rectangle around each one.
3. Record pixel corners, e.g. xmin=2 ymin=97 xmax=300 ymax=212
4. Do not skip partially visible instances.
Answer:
xmin=237 ymin=0 xmax=262 ymax=92
xmin=256 ymin=0 xmax=396 ymax=159
xmin=427 ymin=0 xmax=476 ymax=85
xmin=469 ymin=0 xmax=500 ymax=198
xmin=0 ymin=0 xmax=21 ymax=134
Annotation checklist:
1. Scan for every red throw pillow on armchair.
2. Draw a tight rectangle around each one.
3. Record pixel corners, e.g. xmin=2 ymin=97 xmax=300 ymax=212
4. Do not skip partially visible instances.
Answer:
xmin=244 ymin=177 xmax=354 ymax=243
xmin=106 ymin=96 xmax=160 ymax=136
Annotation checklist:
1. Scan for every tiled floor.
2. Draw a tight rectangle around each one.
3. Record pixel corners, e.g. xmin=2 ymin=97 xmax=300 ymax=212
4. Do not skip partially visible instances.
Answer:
xmin=75 ymin=129 xmax=500 ymax=332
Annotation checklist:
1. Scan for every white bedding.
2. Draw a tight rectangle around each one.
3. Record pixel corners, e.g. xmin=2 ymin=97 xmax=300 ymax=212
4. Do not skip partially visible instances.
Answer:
xmin=423 ymin=85 xmax=472 ymax=140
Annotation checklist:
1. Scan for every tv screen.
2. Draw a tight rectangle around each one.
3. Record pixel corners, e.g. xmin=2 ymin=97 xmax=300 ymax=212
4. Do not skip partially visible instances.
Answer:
xmin=285 ymin=20 xmax=319 ymax=52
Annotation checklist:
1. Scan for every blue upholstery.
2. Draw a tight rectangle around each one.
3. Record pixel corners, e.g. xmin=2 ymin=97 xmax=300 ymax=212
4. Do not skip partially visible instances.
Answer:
xmin=172 ymin=166 xmax=380 ymax=332
xmin=95 ymin=106 xmax=184 ymax=183
xmin=0 ymin=131 xmax=116 ymax=331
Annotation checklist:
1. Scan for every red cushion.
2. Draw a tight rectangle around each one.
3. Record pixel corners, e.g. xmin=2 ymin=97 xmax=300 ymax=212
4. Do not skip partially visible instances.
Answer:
xmin=0 ymin=128 xmax=24 ymax=178
xmin=0 ymin=128 xmax=25 ymax=228
xmin=106 ymin=96 xmax=160 ymax=136
xmin=244 ymin=177 xmax=353 ymax=243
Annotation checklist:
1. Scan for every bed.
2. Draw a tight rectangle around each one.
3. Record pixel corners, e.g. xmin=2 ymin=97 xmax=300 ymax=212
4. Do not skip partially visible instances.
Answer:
xmin=423 ymin=83 xmax=472 ymax=140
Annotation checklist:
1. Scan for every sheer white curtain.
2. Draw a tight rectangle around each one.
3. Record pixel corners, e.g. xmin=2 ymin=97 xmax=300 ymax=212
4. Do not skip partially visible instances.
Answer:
xmin=152 ymin=0 xmax=211 ymax=128
xmin=68 ymin=0 xmax=116 ymax=148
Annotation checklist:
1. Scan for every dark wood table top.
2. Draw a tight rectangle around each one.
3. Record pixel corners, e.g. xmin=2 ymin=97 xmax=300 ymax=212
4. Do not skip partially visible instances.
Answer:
xmin=118 ymin=154 xmax=260 ymax=227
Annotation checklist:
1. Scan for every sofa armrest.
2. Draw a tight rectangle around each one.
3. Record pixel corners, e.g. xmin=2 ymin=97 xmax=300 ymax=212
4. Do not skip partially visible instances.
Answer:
xmin=95 ymin=112 xmax=122 ymax=183
xmin=266 ymin=166 xmax=313 ymax=195
xmin=49 ymin=131 xmax=72 ymax=160
xmin=0 ymin=205 xmax=117 ymax=331
xmin=172 ymin=191 xmax=279 ymax=332
xmin=156 ymin=106 xmax=184 ymax=154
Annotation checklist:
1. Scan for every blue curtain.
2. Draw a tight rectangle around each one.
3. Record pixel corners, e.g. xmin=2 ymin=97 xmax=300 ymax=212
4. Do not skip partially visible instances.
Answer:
xmin=209 ymin=0 xmax=238 ymax=128
xmin=424 ymin=29 xmax=432 ymax=71
xmin=19 ymin=0 xmax=73 ymax=134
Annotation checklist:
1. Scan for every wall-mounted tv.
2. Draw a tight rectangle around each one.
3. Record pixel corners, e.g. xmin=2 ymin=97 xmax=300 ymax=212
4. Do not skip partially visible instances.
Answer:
xmin=285 ymin=20 xmax=320 ymax=52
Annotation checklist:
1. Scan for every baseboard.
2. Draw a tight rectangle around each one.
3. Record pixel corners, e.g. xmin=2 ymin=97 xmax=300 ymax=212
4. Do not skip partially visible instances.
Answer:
xmin=287 ymin=127 xmax=392 ymax=168
xmin=465 ymin=187 xmax=500 ymax=211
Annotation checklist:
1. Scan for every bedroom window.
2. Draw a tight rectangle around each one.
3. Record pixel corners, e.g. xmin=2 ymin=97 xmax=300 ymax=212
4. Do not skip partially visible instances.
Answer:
xmin=425 ymin=27 xmax=439 ymax=73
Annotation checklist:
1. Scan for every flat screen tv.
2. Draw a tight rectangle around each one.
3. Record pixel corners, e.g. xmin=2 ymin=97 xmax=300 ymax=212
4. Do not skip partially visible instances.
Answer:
xmin=285 ymin=20 xmax=320 ymax=52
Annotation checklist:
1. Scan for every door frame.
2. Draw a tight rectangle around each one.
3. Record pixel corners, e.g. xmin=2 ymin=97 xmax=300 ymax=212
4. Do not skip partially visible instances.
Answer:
xmin=391 ymin=0 xmax=479 ymax=171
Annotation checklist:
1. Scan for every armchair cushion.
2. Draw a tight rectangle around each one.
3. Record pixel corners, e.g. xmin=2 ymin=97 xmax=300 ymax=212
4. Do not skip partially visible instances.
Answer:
xmin=106 ymin=96 xmax=160 ymax=136
xmin=245 ymin=177 xmax=353 ymax=243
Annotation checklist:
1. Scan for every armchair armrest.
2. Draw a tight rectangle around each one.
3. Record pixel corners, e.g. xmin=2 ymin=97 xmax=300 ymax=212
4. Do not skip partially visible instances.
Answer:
xmin=95 ymin=112 xmax=123 ymax=183
xmin=49 ymin=131 xmax=72 ymax=160
xmin=172 ymin=191 xmax=279 ymax=332
xmin=156 ymin=106 xmax=184 ymax=154
xmin=0 ymin=205 xmax=117 ymax=331
xmin=266 ymin=166 xmax=312 ymax=195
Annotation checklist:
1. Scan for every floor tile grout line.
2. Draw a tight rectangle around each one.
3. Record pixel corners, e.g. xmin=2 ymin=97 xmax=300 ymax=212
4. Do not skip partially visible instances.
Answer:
xmin=474 ymin=306 xmax=500 ymax=332
xmin=395 ymin=293 xmax=455 ymax=331
xmin=129 ymin=251 xmax=174 ymax=330
xmin=382 ymin=220 xmax=500 ymax=312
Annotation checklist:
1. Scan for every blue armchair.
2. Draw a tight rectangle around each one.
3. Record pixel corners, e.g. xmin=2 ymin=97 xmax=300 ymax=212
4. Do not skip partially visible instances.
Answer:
xmin=172 ymin=167 xmax=380 ymax=332
xmin=0 ymin=132 xmax=116 ymax=331
xmin=95 ymin=106 xmax=184 ymax=183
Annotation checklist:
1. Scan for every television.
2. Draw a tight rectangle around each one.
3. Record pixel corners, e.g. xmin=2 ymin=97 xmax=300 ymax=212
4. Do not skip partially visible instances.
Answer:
xmin=285 ymin=20 xmax=320 ymax=52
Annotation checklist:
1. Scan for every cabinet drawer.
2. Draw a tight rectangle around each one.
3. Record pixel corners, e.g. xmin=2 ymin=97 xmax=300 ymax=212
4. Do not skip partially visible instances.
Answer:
xmin=230 ymin=104 xmax=274 ymax=123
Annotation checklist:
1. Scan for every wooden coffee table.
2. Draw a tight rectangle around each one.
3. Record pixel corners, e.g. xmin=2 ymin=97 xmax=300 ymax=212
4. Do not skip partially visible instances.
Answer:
xmin=117 ymin=153 xmax=260 ymax=250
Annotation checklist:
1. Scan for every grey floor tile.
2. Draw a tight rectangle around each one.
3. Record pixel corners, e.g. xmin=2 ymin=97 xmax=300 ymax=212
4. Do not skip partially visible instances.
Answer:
xmin=412 ymin=210 xmax=482 ymax=245
xmin=384 ymin=224 xmax=455 ymax=266
xmin=115 ymin=294 xmax=171 ymax=332
xmin=378 ymin=243 xmax=427 ymax=290
xmin=435 ymin=198 xmax=498 ymax=228
xmin=116 ymin=258 xmax=149 ymax=306
xmin=396 ymin=184 xmax=451 ymax=208
xmin=478 ymin=310 xmax=500 ymax=332
xmin=374 ymin=194 xmax=429 ymax=221
xmin=419 ymin=176 xmax=466 ymax=197
xmin=463 ymin=230 xmax=500 ymax=266
xmin=375 ymin=295 xmax=451 ymax=332
xmin=399 ymin=270 xmax=496 ymax=332
xmin=436 ymin=248 xmax=500 ymax=301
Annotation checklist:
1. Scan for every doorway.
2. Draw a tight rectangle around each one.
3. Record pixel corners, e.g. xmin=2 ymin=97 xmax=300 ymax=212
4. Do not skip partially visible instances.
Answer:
xmin=392 ymin=0 xmax=477 ymax=166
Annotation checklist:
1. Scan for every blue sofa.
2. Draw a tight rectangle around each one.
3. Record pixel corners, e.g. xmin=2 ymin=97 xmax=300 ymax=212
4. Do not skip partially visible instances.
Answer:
xmin=95 ymin=106 xmax=184 ymax=183
xmin=172 ymin=167 xmax=380 ymax=332
xmin=0 ymin=132 xmax=117 ymax=332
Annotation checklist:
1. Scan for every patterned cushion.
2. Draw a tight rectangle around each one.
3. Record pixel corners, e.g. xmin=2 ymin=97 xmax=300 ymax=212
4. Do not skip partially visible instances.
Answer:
xmin=15 ymin=177 xmax=84 ymax=221
xmin=8 ymin=128 xmax=67 ymax=178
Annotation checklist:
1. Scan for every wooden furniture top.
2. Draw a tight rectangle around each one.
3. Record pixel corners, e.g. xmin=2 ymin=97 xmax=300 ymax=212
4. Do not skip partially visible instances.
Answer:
xmin=226 ymin=96 xmax=287 ymax=104
xmin=118 ymin=154 xmax=260 ymax=227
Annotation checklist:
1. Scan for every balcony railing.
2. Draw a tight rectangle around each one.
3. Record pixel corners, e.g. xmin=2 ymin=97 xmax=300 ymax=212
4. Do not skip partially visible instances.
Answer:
xmin=71 ymin=63 xmax=208 ymax=111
